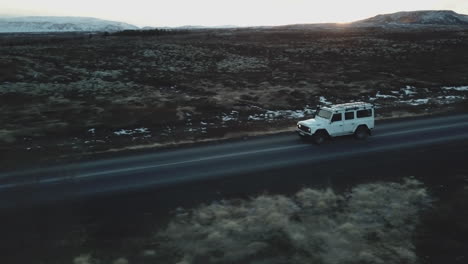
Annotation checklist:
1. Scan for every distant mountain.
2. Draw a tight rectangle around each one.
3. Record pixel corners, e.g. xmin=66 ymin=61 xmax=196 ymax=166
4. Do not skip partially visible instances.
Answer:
xmin=138 ymin=25 xmax=240 ymax=31
xmin=177 ymin=25 xmax=239 ymax=29
xmin=0 ymin=16 xmax=139 ymax=33
xmin=354 ymin=10 xmax=468 ymax=26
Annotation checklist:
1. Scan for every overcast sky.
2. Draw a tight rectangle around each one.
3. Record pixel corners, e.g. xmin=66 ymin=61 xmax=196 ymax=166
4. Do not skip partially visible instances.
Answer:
xmin=1 ymin=0 xmax=468 ymax=27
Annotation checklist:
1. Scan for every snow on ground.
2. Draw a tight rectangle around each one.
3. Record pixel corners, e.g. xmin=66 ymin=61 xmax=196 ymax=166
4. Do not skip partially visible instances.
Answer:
xmin=319 ymin=96 xmax=332 ymax=105
xmin=248 ymin=107 xmax=315 ymax=121
xmin=436 ymin=95 xmax=466 ymax=104
xmin=401 ymin=86 xmax=417 ymax=96
xmin=185 ymin=127 xmax=208 ymax=133
xmin=437 ymin=95 xmax=465 ymax=100
xmin=442 ymin=86 xmax=468 ymax=91
xmin=375 ymin=91 xmax=397 ymax=99
xmin=398 ymin=98 xmax=430 ymax=106
xmin=369 ymin=85 xmax=467 ymax=106
xmin=114 ymin=128 xmax=150 ymax=136
xmin=221 ymin=110 xmax=239 ymax=122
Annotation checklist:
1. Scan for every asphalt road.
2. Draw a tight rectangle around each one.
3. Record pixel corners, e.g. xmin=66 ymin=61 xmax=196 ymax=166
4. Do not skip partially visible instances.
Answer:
xmin=1 ymin=113 xmax=468 ymax=209
xmin=2 ymin=113 xmax=468 ymax=264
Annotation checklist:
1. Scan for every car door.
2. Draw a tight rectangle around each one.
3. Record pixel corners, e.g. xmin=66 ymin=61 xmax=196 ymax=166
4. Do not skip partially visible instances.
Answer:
xmin=329 ymin=113 xmax=344 ymax=136
xmin=343 ymin=111 xmax=356 ymax=134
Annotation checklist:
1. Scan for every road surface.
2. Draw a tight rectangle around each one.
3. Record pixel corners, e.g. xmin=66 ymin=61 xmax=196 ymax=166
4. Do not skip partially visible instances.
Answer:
xmin=1 ymin=113 xmax=468 ymax=209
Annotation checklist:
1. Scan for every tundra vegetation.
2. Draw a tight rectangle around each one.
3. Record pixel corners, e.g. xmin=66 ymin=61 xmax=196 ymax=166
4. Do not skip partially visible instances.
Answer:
xmin=154 ymin=178 xmax=430 ymax=264
xmin=1 ymin=27 xmax=468 ymax=167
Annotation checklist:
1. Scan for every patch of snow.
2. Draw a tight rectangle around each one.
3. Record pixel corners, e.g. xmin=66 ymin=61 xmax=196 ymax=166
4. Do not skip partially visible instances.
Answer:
xmin=248 ymin=115 xmax=264 ymax=121
xmin=376 ymin=91 xmax=397 ymax=99
xmin=185 ymin=127 xmax=208 ymax=133
xmin=436 ymin=95 xmax=465 ymax=104
xmin=134 ymin=128 xmax=149 ymax=133
xmin=26 ymin=146 xmax=42 ymax=150
xmin=401 ymin=86 xmax=417 ymax=96
xmin=319 ymin=96 xmax=332 ymax=105
xmin=114 ymin=130 xmax=132 ymax=136
xmin=438 ymin=95 xmax=465 ymax=100
xmin=399 ymin=98 xmax=430 ymax=106
xmin=222 ymin=115 xmax=234 ymax=122
xmin=221 ymin=110 xmax=239 ymax=122
xmin=248 ymin=107 xmax=315 ymax=121
xmin=114 ymin=127 xmax=150 ymax=136
xmin=442 ymin=86 xmax=468 ymax=91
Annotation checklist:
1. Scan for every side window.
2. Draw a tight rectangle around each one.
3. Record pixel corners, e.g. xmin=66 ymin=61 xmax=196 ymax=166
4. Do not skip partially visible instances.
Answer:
xmin=357 ymin=109 xmax=372 ymax=118
xmin=345 ymin=111 xmax=355 ymax=120
xmin=331 ymin=113 xmax=342 ymax=122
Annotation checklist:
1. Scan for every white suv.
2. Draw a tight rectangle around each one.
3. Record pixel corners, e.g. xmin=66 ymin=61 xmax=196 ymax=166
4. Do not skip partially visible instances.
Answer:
xmin=297 ymin=102 xmax=374 ymax=144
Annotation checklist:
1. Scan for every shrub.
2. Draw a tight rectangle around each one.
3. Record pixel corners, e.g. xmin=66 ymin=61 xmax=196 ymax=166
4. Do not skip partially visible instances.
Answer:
xmin=156 ymin=178 xmax=431 ymax=264
xmin=73 ymin=254 xmax=97 ymax=264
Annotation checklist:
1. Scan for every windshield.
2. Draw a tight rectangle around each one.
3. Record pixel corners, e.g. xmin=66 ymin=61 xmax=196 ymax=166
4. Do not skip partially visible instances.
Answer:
xmin=316 ymin=109 xmax=332 ymax=120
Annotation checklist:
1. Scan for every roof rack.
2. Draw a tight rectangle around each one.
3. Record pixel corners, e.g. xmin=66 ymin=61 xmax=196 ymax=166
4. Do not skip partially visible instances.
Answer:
xmin=323 ymin=102 xmax=373 ymax=111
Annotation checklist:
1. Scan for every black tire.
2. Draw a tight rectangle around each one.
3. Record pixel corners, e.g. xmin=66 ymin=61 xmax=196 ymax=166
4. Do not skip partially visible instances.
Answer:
xmin=313 ymin=131 xmax=327 ymax=145
xmin=354 ymin=126 xmax=369 ymax=140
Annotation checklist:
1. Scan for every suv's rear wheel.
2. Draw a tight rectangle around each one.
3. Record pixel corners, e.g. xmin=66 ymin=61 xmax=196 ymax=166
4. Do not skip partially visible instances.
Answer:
xmin=313 ymin=131 xmax=327 ymax=145
xmin=355 ymin=126 xmax=369 ymax=140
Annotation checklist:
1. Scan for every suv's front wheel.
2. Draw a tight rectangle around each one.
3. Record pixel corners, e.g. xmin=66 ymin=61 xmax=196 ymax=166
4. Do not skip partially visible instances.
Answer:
xmin=313 ymin=130 xmax=327 ymax=145
xmin=354 ymin=126 xmax=369 ymax=140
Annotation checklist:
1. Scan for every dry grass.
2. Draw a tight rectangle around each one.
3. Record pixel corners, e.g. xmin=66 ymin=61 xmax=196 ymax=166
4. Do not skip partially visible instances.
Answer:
xmin=73 ymin=254 xmax=129 ymax=264
xmin=73 ymin=254 xmax=97 ymax=264
xmin=154 ymin=178 xmax=431 ymax=264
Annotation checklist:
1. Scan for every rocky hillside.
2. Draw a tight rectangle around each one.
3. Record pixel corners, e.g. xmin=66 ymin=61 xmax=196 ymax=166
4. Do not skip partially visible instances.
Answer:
xmin=355 ymin=10 xmax=468 ymax=26
xmin=0 ymin=16 xmax=139 ymax=33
